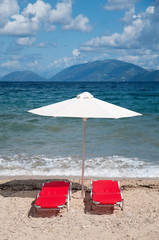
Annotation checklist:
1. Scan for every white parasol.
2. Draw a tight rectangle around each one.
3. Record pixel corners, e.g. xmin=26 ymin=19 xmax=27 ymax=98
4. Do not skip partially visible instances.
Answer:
xmin=28 ymin=92 xmax=142 ymax=197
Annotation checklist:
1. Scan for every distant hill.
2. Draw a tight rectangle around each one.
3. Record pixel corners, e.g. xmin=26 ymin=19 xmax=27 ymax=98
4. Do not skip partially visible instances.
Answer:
xmin=0 ymin=59 xmax=159 ymax=82
xmin=137 ymin=69 xmax=159 ymax=82
xmin=0 ymin=71 xmax=46 ymax=82
xmin=50 ymin=59 xmax=151 ymax=82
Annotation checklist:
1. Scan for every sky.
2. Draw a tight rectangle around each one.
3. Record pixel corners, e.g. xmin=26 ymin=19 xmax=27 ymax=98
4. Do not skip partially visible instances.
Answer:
xmin=0 ymin=0 xmax=159 ymax=78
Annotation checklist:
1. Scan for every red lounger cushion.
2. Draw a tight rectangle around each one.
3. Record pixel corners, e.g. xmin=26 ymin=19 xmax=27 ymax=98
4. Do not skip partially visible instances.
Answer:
xmin=35 ymin=196 xmax=67 ymax=209
xmin=43 ymin=181 xmax=70 ymax=188
xmin=92 ymin=180 xmax=120 ymax=193
xmin=39 ymin=187 xmax=69 ymax=197
xmin=92 ymin=193 xmax=122 ymax=205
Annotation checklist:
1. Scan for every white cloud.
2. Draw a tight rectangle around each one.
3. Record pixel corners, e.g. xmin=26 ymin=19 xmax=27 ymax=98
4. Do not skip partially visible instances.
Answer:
xmin=0 ymin=14 xmax=40 ymax=36
xmin=84 ymin=33 xmax=119 ymax=49
xmin=49 ymin=57 xmax=72 ymax=69
xmin=80 ymin=1 xmax=159 ymax=69
xmin=104 ymin=0 xmax=139 ymax=10
xmin=2 ymin=60 xmax=20 ymax=68
xmin=38 ymin=41 xmax=48 ymax=48
xmin=72 ymin=49 xmax=80 ymax=56
xmin=121 ymin=8 xmax=136 ymax=24
xmin=63 ymin=14 xmax=92 ymax=32
xmin=15 ymin=37 xmax=36 ymax=46
xmin=27 ymin=60 xmax=39 ymax=67
xmin=118 ymin=55 xmax=140 ymax=64
xmin=0 ymin=0 xmax=92 ymax=36
xmin=83 ymin=3 xmax=159 ymax=51
xmin=146 ymin=6 xmax=155 ymax=14
xmin=22 ymin=0 xmax=51 ymax=22
xmin=49 ymin=0 xmax=72 ymax=24
xmin=0 ymin=0 xmax=19 ymax=27
xmin=49 ymin=53 xmax=83 ymax=70
xmin=117 ymin=18 xmax=144 ymax=48
xmin=118 ymin=50 xmax=158 ymax=69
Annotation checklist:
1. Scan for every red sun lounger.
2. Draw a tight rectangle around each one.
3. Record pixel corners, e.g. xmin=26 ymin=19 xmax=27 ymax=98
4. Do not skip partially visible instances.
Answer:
xmin=35 ymin=181 xmax=72 ymax=211
xmin=91 ymin=180 xmax=124 ymax=210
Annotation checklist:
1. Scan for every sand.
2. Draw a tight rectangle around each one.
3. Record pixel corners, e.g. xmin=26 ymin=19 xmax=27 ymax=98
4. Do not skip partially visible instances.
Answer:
xmin=0 ymin=178 xmax=159 ymax=240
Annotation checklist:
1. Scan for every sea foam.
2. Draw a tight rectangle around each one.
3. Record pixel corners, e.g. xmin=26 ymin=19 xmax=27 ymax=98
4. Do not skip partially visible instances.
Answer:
xmin=0 ymin=154 xmax=158 ymax=178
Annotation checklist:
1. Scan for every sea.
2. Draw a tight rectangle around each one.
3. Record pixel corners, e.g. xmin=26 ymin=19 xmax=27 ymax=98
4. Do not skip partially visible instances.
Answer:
xmin=0 ymin=81 xmax=159 ymax=178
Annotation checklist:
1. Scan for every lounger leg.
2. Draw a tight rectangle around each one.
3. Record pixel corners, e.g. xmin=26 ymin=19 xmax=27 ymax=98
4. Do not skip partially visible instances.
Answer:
xmin=69 ymin=182 xmax=72 ymax=200
xmin=67 ymin=194 xmax=69 ymax=212
xmin=121 ymin=199 xmax=124 ymax=211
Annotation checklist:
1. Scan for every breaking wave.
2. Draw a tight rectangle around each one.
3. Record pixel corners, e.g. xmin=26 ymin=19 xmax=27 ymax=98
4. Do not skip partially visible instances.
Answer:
xmin=0 ymin=154 xmax=158 ymax=178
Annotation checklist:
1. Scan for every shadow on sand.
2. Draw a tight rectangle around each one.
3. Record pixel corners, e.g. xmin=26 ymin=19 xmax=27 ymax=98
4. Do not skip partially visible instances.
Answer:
xmin=84 ymin=190 xmax=114 ymax=215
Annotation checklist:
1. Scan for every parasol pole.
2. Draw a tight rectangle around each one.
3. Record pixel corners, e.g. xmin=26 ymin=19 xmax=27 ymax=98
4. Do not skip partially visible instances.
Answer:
xmin=81 ymin=118 xmax=87 ymax=198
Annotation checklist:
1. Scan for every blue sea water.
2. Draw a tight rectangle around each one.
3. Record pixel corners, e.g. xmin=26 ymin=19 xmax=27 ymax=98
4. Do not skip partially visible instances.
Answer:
xmin=0 ymin=81 xmax=159 ymax=177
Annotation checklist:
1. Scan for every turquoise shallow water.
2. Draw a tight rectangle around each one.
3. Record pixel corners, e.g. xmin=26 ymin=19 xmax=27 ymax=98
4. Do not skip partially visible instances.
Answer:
xmin=0 ymin=82 xmax=159 ymax=177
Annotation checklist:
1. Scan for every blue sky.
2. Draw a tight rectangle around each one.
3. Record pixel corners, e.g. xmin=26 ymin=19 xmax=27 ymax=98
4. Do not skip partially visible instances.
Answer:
xmin=0 ymin=0 xmax=159 ymax=78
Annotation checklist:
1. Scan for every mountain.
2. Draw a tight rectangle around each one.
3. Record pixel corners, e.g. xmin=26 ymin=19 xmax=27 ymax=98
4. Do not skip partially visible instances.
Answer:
xmin=50 ymin=59 xmax=149 ymax=82
xmin=0 ymin=71 xmax=46 ymax=82
xmin=0 ymin=59 xmax=159 ymax=82
xmin=137 ymin=70 xmax=159 ymax=82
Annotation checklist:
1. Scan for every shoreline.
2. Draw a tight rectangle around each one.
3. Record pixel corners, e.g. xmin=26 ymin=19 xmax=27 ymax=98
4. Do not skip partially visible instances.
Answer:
xmin=0 ymin=175 xmax=159 ymax=181
xmin=0 ymin=177 xmax=159 ymax=193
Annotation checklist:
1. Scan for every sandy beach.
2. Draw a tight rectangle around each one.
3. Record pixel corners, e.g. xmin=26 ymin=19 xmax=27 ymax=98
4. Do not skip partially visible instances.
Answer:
xmin=0 ymin=177 xmax=159 ymax=240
